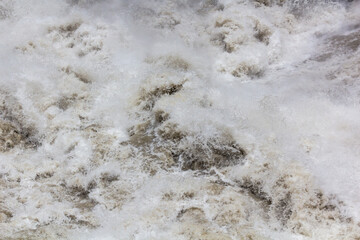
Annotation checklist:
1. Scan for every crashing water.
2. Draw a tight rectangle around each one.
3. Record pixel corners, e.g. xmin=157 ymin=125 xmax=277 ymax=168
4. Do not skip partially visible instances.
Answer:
xmin=0 ymin=0 xmax=360 ymax=239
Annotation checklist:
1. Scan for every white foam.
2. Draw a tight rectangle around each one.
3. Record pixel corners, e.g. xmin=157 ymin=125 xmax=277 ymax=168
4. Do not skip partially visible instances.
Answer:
xmin=1 ymin=0 xmax=360 ymax=239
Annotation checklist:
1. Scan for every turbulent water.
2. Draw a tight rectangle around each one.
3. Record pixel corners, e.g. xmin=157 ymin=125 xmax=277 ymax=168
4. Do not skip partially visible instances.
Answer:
xmin=0 ymin=0 xmax=360 ymax=239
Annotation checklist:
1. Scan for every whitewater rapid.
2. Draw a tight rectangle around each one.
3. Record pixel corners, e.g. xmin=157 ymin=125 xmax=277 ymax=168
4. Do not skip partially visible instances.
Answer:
xmin=0 ymin=0 xmax=360 ymax=239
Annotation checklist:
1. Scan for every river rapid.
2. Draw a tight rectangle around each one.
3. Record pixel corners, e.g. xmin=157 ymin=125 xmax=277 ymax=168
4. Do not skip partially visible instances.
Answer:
xmin=0 ymin=0 xmax=360 ymax=239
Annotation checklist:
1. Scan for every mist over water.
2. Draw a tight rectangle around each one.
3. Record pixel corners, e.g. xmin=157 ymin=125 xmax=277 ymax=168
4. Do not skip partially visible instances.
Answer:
xmin=0 ymin=0 xmax=360 ymax=239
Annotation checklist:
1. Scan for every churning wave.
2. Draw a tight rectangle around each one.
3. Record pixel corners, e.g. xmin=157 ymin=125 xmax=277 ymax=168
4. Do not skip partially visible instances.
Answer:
xmin=0 ymin=0 xmax=360 ymax=239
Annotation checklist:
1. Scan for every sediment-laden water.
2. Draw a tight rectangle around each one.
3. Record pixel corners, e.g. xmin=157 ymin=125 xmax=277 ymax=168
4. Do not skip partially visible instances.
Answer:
xmin=0 ymin=0 xmax=360 ymax=239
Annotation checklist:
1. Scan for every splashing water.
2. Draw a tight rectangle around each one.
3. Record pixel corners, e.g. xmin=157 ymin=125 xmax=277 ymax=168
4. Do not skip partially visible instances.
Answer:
xmin=0 ymin=0 xmax=360 ymax=239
